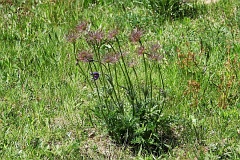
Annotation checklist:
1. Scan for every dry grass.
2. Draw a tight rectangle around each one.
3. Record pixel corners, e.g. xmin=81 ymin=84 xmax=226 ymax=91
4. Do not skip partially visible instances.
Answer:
xmin=80 ymin=128 xmax=134 ymax=159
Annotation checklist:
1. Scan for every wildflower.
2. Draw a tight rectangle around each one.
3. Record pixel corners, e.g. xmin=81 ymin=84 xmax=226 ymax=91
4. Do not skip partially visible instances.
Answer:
xmin=66 ymin=21 xmax=88 ymax=43
xmin=86 ymin=30 xmax=105 ymax=44
xmin=66 ymin=32 xmax=78 ymax=43
xmin=128 ymin=59 xmax=138 ymax=68
xmin=147 ymin=53 xmax=163 ymax=62
xmin=103 ymin=53 xmax=120 ymax=64
xmin=75 ymin=21 xmax=88 ymax=32
xmin=90 ymin=72 xmax=100 ymax=80
xmin=148 ymin=42 xmax=164 ymax=61
xmin=107 ymin=29 xmax=118 ymax=40
xmin=77 ymin=51 xmax=94 ymax=62
xmin=150 ymin=43 xmax=162 ymax=53
xmin=137 ymin=46 xmax=145 ymax=56
xmin=129 ymin=28 xmax=143 ymax=43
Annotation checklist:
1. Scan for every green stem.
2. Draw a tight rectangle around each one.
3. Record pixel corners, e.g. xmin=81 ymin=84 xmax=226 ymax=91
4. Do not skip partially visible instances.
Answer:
xmin=115 ymin=37 xmax=136 ymax=115
xmin=149 ymin=63 xmax=154 ymax=104
xmin=157 ymin=63 xmax=165 ymax=114
xmin=106 ymin=63 xmax=123 ymax=114
xmin=157 ymin=64 xmax=164 ymax=90
xmin=142 ymin=54 xmax=148 ymax=105
xmin=132 ymin=66 xmax=142 ymax=102
xmin=89 ymin=62 xmax=101 ymax=101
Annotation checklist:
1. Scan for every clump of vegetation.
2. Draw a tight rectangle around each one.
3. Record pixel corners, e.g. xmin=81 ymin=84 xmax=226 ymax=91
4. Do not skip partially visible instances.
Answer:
xmin=67 ymin=21 xmax=178 ymax=155
xmin=148 ymin=0 xmax=203 ymax=20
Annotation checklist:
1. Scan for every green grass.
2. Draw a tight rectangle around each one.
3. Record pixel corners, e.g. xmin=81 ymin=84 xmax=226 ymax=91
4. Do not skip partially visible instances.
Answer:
xmin=0 ymin=0 xmax=240 ymax=159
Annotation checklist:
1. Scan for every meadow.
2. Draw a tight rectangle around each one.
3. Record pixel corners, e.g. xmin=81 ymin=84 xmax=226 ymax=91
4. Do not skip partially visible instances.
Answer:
xmin=0 ymin=0 xmax=239 ymax=159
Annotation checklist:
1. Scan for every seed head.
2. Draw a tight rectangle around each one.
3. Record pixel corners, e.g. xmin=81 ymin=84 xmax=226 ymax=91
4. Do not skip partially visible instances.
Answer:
xmin=129 ymin=28 xmax=143 ymax=43
xmin=148 ymin=42 xmax=164 ymax=61
xmin=103 ymin=53 xmax=120 ymax=64
xmin=75 ymin=21 xmax=88 ymax=32
xmin=77 ymin=51 xmax=94 ymax=62
xmin=107 ymin=29 xmax=118 ymax=40
xmin=86 ymin=30 xmax=105 ymax=44
xmin=137 ymin=46 xmax=145 ymax=56
xmin=66 ymin=32 xmax=79 ymax=43
xmin=147 ymin=53 xmax=163 ymax=62
xmin=150 ymin=43 xmax=162 ymax=53
xmin=128 ymin=59 xmax=138 ymax=68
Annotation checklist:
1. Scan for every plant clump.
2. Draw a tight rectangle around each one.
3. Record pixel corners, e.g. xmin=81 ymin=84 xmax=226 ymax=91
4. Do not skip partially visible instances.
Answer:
xmin=68 ymin=21 xmax=178 ymax=155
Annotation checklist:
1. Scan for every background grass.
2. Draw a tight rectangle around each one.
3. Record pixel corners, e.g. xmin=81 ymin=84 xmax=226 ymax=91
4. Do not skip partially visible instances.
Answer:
xmin=0 ymin=0 xmax=239 ymax=159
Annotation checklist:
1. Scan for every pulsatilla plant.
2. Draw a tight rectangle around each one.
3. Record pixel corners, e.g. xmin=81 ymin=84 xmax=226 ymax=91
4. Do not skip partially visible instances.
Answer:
xmin=68 ymin=22 xmax=177 ymax=155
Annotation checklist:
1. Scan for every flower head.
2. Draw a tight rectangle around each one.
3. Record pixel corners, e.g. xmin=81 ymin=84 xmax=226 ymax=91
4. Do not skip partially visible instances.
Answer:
xmin=147 ymin=42 xmax=164 ymax=62
xmin=86 ymin=30 xmax=105 ymax=44
xmin=90 ymin=72 xmax=100 ymax=80
xmin=75 ymin=21 xmax=88 ymax=32
xmin=103 ymin=53 xmax=120 ymax=64
xmin=107 ymin=29 xmax=118 ymax=40
xmin=147 ymin=53 xmax=163 ymax=62
xmin=137 ymin=46 xmax=146 ymax=56
xmin=129 ymin=28 xmax=143 ymax=43
xmin=128 ymin=59 xmax=138 ymax=68
xmin=66 ymin=32 xmax=79 ymax=43
xmin=150 ymin=43 xmax=162 ymax=53
xmin=77 ymin=51 xmax=94 ymax=63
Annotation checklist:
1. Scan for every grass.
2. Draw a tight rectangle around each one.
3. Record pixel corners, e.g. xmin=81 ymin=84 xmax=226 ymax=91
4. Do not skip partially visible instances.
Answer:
xmin=0 ymin=0 xmax=239 ymax=159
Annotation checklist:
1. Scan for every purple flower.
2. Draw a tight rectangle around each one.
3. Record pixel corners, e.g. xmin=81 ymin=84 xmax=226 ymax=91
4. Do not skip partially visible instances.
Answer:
xmin=86 ymin=30 xmax=105 ymax=44
xmin=129 ymin=28 xmax=144 ymax=43
xmin=75 ymin=21 xmax=88 ymax=32
xmin=90 ymin=72 xmax=100 ymax=80
xmin=66 ymin=32 xmax=79 ymax=43
xmin=103 ymin=53 xmax=121 ymax=64
xmin=150 ymin=43 xmax=162 ymax=52
xmin=77 ymin=51 xmax=94 ymax=62
xmin=107 ymin=29 xmax=118 ymax=40
xmin=147 ymin=53 xmax=163 ymax=62
xmin=137 ymin=46 xmax=145 ymax=56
